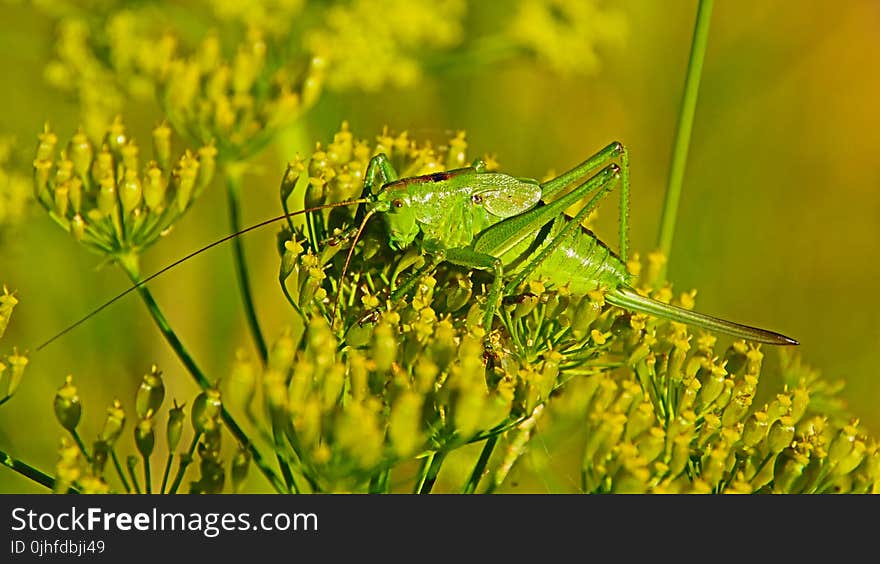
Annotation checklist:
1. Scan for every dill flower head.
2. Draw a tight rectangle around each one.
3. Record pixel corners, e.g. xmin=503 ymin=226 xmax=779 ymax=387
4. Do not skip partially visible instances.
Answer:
xmin=32 ymin=119 xmax=216 ymax=265
xmin=160 ymin=30 xmax=324 ymax=162
xmin=509 ymin=0 xmax=628 ymax=75
xmin=305 ymin=0 xmax=466 ymax=91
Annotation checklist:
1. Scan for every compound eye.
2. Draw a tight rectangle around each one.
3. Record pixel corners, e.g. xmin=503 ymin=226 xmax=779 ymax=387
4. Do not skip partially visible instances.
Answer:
xmin=471 ymin=194 xmax=483 ymax=205
xmin=392 ymin=198 xmax=404 ymax=209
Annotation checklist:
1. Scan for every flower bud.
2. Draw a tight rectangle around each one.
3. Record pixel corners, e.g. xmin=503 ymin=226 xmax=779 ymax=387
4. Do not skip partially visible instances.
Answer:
xmin=225 ymin=350 xmax=256 ymax=414
xmin=70 ymin=214 xmax=85 ymax=241
xmin=96 ymin=175 xmax=117 ymax=217
xmin=828 ymin=422 xmax=858 ymax=466
xmin=512 ymin=293 xmax=539 ymax=320
xmin=166 ymin=400 xmax=185 ymax=452
xmin=100 ymin=399 xmax=126 ymax=445
xmin=54 ymin=375 xmax=81 ymax=432
xmin=280 ymin=238 xmax=304 ymax=281
xmin=36 ymin=125 xmax=57 ymax=162
xmin=195 ymin=144 xmax=217 ymax=195
xmin=135 ymin=415 xmax=156 ymax=458
xmin=231 ymin=447 xmax=250 ymax=493
xmin=370 ymin=322 xmax=397 ymax=373
xmin=192 ymin=389 xmax=222 ymax=434
xmin=269 ymin=329 xmax=296 ymax=373
xmin=53 ymin=181 xmax=69 ymax=217
xmin=3 ymin=348 xmax=27 ymax=397
xmin=742 ymin=411 xmax=770 ymax=448
xmin=67 ymin=129 xmax=92 ymax=180
xmin=121 ymin=141 xmax=139 ymax=173
xmin=68 ymin=176 xmax=83 ymax=214
xmin=105 ymin=116 xmax=127 ymax=153
xmin=571 ymin=290 xmax=604 ymax=336
xmin=767 ymin=416 xmax=795 ymax=454
xmin=173 ymin=156 xmax=198 ymax=212
xmin=152 ymin=122 xmax=172 ymax=171
xmin=119 ymin=169 xmax=142 ymax=215
xmin=135 ymin=365 xmax=165 ymax=419
xmin=143 ymin=164 xmax=167 ymax=210
xmin=389 ymin=391 xmax=424 ymax=457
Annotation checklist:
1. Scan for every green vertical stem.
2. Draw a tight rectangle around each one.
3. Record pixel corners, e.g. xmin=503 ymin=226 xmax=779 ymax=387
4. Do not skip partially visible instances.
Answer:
xmin=414 ymin=450 xmax=447 ymax=494
xmin=0 ymin=447 xmax=77 ymax=493
xmin=462 ymin=436 xmax=498 ymax=494
xmin=120 ymin=262 xmax=286 ymax=493
xmin=169 ymin=433 xmax=201 ymax=495
xmin=143 ymin=457 xmax=152 ymax=494
xmin=225 ymin=165 xmax=269 ymax=364
xmin=110 ymin=449 xmax=131 ymax=492
xmin=656 ymin=0 xmax=714 ymax=279
xmin=160 ymin=454 xmax=174 ymax=494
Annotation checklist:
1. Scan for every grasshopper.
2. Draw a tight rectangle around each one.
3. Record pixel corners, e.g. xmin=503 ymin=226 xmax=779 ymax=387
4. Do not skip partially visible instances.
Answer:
xmin=342 ymin=141 xmax=797 ymax=345
xmin=38 ymin=141 xmax=797 ymax=351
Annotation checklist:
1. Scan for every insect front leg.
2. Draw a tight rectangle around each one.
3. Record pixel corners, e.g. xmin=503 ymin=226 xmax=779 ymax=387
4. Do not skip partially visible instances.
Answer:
xmin=362 ymin=153 xmax=399 ymax=197
xmin=541 ymin=142 xmax=630 ymax=262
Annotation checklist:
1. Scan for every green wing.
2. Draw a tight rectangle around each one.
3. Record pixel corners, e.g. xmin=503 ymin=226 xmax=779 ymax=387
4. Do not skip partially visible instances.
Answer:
xmin=472 ymin=174 xmax=542 ymax=218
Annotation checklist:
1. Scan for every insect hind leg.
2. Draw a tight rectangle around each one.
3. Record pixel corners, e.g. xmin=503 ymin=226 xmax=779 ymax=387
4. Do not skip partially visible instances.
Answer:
xmin=540 ymin=142 xmax=630 ymax=262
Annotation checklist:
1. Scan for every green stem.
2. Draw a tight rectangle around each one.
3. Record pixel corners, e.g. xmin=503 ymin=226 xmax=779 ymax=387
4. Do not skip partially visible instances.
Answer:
xmin=414 ymin=451 xmax=446 ymax=494
xmin=369 ymin=468 xmax=391 ymax=494
xmin=110 ymin=449 xmax=131 ymax=493
xmin=0 ymin=447 xmax=78 ymax=493
xmin=656 ymin=0 xmax=714 ymax=278
xmin=69 ymin=430 xmax=91 ymax=462
xmin=462 ymin=436 xmax=498 ymax=494
xmin=225 ymin=166 xmax=269 ymax=364
xmin=169 ymin=433 xmax=201 ymax=495
xmin=120 ymin=261 xmax=286 ymax=493
xmin=271 ymin=421 xmax=297 ymax=493
xmin=160 ymin=454 xmax=173 ymax=494
xmin=143 ymin=456 xmax=152 ymax=494
xmin=127 ymin=456 xmax=142 ymax=494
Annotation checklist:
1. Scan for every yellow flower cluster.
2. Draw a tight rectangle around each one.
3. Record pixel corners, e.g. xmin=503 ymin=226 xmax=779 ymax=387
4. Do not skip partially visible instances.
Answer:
xmin=509 ymin=0 xmax=628 ymax=75
xmin=305 ymin=0 xmax=466 ymax=91
xmin=44 ymin=10 xmax=177 ymax=139
xmin=160 ymin=31 xmax=324 ymax=161
xmin=32 ymin=119 xmax=216 ymax=262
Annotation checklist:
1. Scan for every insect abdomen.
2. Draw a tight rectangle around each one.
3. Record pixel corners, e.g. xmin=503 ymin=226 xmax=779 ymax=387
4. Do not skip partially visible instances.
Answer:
xmin=504 ymin=216 xmax=631 ymax=294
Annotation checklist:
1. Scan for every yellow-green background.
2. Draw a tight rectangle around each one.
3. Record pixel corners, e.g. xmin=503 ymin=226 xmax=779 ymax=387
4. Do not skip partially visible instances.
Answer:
xmin=1 ymin=1 xmax=878 ymax=492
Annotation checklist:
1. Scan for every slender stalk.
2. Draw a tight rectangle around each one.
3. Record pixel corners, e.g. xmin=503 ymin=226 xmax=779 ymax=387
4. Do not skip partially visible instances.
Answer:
xmin=69 ymin=430 xmax=91 ymax=462
xmin=127 ymin=456 xmax=142 ymax=494
xmin=462 ymin=436 xmax=498 ymax=494
xmin=225 ymin=165 xmax=269 ymax=364
xmin=169 ymin=433 xmax=201 ymax=495
xmin=656 ymin=0 xmax=714 ymax=278
xmin=143 ymin=456 xmax=152 ymax=494
xmin=414 ymin=451 xmax=446 ymax=494
xmin=0 ymin=447 xmax=78 ymax=493
xmin=110 ymin=449 xmax=131 ymax=493
xmin=160 ymin=454 xmax=174 ymax=494
xmin=120 ymin=262 xmax=286 ymax=493
xmin=369 ymin=468 xmax=391 ymax=493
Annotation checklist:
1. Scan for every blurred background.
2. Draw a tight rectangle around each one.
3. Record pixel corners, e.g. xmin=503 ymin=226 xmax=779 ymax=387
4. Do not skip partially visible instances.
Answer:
xmin=0 ymin=0 xmax=878 ymax=492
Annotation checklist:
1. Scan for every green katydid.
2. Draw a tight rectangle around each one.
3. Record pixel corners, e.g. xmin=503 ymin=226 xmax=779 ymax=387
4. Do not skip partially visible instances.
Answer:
xmin=338 ymin=141 xmax=797 ymax=345
xmin=36 ymin=141 xmax=797 ymax=352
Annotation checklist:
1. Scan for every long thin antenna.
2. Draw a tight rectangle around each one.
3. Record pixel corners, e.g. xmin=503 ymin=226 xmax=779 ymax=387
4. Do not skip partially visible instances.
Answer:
xmin=36 ymin=199 xmax=368 ymax=352
xmin=331 ymin=209 xmax=377 ymax=326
